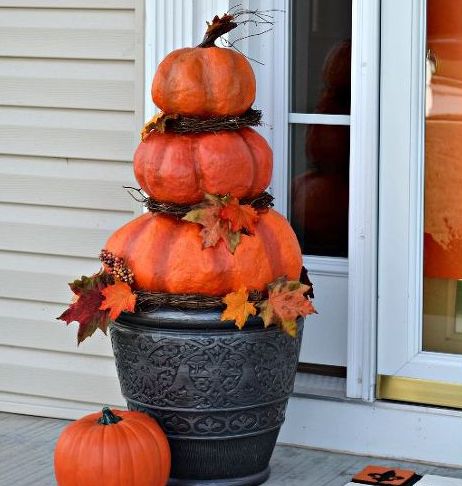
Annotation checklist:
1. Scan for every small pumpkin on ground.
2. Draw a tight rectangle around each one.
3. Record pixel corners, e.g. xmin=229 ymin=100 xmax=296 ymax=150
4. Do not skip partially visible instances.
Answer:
xmin=54 ymin=407 xmax=170 ymax=486
xmin=152 ymin=14 xmax=256 ymax=117
xmin=134 ymin=127 xmax=272 ymax=204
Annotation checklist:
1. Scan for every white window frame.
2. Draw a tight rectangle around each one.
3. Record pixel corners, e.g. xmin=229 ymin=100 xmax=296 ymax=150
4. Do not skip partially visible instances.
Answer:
xmin=146 ymin=0 xmax=380 ymax=401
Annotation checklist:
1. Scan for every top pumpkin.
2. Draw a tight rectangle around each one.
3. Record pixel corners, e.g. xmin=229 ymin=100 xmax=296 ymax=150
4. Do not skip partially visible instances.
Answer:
xmin=152 ymin=14 xmax=256 ymax=117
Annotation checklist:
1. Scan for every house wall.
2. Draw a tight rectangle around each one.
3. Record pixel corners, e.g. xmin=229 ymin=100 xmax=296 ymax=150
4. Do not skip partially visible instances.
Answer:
xmin=0 ymin=0 xmax=144 ymax=418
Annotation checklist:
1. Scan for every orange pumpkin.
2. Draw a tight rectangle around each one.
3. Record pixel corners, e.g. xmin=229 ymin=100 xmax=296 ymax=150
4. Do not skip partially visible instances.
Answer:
xmin=54 ymin=407 xmax=170 ymax=486
xmin=104 ymin=210 xmax=302 ymax=296
xmin=134 ymin=128 xmax=272 ymax=204
xmin=152 ymin=46 xmax=256 ymax=117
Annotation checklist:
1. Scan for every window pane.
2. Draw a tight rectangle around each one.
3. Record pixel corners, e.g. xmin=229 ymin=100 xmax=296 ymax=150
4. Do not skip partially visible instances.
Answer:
xmin=291 ymin=0 xmax=352 ymax=114
xmin=289 ymin=123 xmax=349 ymax=257
xmin=423 ymin=0 xmax=462 ymax=353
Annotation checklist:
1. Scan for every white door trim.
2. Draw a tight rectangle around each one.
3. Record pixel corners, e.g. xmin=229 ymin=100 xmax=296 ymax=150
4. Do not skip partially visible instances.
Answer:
xmin=346 ymin=0 xmax=380 ymax=400
xmin=146 ymin=0 xmax=381 ymax=383
xmin=145 ymin=0 xmax=230 ymax=121
xmin=280 ymin=396 xmax=462 ymax=467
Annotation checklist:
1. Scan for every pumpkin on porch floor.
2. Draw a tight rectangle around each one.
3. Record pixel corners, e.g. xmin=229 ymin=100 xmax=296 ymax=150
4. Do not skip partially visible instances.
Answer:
xmin=54 ymin=407 xmax=170 ymax=486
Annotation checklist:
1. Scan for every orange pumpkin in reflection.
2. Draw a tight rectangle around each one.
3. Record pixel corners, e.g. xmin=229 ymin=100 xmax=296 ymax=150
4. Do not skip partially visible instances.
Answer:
xmin=308 ymin=40 xmax=351 ymax=174
xmin=424 ymin=1 xmax=462 ymax=278
xmin=291 ymin=172 xmax=349 ymax=256
xmin=134 ymin=128 xmax=272 ymax=204
xmin=104 ymin=210 xmax=302 ymax=296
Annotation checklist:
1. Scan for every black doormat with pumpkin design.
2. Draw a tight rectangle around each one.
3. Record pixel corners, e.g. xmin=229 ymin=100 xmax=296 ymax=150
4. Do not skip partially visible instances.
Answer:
xmin=352 ymin=466 xmax=422 ymax=485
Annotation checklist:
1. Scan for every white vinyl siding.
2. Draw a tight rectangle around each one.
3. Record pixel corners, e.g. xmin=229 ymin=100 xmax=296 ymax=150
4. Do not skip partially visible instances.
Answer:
xmin=0 ymin=0 xmax=144 ymax=419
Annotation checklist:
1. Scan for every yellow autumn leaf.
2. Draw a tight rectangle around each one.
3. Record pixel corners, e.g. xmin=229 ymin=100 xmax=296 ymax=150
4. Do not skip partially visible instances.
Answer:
xmin=221 ymin=287 xmax=257 ymax=330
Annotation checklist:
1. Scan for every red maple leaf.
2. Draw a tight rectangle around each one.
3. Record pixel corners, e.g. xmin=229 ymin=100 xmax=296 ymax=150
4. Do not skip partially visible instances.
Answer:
xmin=57 ymin=272 xmax=112 ymax=344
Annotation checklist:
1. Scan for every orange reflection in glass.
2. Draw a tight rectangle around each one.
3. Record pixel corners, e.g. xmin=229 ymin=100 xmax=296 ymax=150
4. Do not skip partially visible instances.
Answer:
xmin=424 ymin=0 xmax=462 ymax=279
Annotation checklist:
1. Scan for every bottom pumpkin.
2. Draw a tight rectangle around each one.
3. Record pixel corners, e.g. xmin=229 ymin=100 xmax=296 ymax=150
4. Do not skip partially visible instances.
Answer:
xmin=104 ymin=209 xmax=302 ymax=296
xmin=54 ymin=407 xmax=170 ymax=486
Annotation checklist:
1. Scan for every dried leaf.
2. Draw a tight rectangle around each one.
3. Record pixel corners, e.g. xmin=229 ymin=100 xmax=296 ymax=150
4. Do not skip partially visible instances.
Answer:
xmin=221 ymin=287 xmax=257 ymax=330
xmin=220 ymin=198 xmax=259 ymax=234
xmin=57 ymin=271 xmax=112 ymax=344
xmin=258 ymin=277 xmax=317 ymax=336
xmin=200 ymin=14 xmax=238 ymax=48
xmin=100 ymin=280 xmax=137 ymax=320
xmin=182 ymin=194 xmax=242 ymax=253
xmin=141 ymin=112 xmax=179 ymax=140
xmin=280 ymin=320 xmax=298 ymax=338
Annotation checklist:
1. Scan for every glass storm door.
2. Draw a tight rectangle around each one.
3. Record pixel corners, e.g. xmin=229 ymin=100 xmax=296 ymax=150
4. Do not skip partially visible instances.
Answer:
xmin=287 ymin=0 xmax=352 ymax=370
xmin=378 ymin=0 xmax=462 ymax=407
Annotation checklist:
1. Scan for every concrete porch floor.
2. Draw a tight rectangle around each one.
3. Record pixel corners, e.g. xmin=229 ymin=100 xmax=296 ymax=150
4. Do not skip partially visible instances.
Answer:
xmin=1 ymin=411 xmax=462 ymax=486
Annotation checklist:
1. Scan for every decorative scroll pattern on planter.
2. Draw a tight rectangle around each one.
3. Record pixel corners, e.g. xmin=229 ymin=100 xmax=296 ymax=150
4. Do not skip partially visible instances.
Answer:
xmin=110 ymin=325 xmax=302 ymax=410
xmin=126 ymin=400 xmax=287 ymax=438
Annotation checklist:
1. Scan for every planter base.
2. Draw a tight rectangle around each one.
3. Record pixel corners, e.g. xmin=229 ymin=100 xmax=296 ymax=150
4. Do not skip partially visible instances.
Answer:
xmin=112 ymin=310 xmax=303 ymax=484
xmin=168 ymin=467 xmax=270 ymax=486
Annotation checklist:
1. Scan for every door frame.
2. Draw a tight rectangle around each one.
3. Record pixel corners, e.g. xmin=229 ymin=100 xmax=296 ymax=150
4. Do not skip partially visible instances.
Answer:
xmin=145 ymin=0 xmax=462 ymax=465
xmin=267 ymin=0 xmax=380 ymax=398
xmin=146 ymin=0 xmax=380 ymax=399
xmin=378 ymin=0 xmax=462 ymax=388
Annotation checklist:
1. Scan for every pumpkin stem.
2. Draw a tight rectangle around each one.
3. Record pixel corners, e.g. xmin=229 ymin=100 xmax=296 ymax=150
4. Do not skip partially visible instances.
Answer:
xmin=198 ymin=13 xmax=238 ymax=48
xmin=98 ymin=407 xmax=122 ymax=425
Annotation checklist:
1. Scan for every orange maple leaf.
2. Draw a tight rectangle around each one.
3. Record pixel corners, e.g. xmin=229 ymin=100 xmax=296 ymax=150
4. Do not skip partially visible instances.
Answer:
xmin=99 ymin=281 xmax=136 ymax=320
xmin=259 ymin=277 xmax=316 ymax=336
xmin=221 ymin=287 xmax=257 ymax=330
xmin=220 ymin=198 xmax=259 ymax=234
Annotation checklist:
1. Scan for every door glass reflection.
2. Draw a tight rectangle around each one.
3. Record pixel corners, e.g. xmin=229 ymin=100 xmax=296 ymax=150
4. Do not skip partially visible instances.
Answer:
xmin=423 ymin=0 xmax=462 ymax=353
xmin=291 ymin=0 xmax=352 ymax=114
xmin=290 ymin=124 xmax=350 ymax=257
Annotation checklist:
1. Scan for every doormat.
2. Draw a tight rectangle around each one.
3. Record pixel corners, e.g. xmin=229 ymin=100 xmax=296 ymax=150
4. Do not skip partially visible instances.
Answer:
xmin=345 ymin=467 xmax=462 ymax=486
xmin=351 ymin=465 xmax=421 ymax=485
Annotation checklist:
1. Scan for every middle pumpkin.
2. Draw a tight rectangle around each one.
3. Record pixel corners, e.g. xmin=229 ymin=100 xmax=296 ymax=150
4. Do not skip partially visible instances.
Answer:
xmin=134 ymin=127 xmax=272 ymax=204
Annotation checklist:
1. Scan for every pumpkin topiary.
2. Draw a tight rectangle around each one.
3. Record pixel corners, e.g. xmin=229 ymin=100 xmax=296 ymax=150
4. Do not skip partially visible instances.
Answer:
xmin=54 ymin=407 xmax=170 ymax=486
xmin=134 ymin=127 xmax=272 ymax=204
xmin=152 ymin=14 xmax=256 ymax=117
xmin=104 ymin=210 xmax=302 ymax=296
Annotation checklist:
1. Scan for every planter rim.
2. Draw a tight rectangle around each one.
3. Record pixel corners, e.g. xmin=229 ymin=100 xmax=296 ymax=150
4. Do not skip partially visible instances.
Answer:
xmin=116 ymin=308 xmax=270 ymax=331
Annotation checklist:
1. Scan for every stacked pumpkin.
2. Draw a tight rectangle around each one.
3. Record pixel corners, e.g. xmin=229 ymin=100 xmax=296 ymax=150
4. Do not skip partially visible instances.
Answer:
xmin=104 ymin=14 xmax=303 ymax=298
xmin=56 ymin=14 xmax=314 ymax=486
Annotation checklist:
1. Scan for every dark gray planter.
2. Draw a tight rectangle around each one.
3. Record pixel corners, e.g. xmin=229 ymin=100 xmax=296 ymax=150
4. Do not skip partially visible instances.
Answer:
xmin=111 ymin=309 xmax=303 ymax=486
